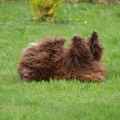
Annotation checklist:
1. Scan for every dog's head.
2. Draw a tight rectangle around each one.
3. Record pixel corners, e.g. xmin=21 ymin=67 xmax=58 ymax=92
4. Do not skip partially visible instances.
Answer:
xmin=18 ymin=65 xmax=39 ymax=81
xmin=18 ymin=37 xmax=66 ymax=81
xmin=18 ymin=64 xmax=51 ymax=81
xmin=18 ymin=51 xmax=51 ymax=81
xmin=18 ymin=40 xmax=52 ymax=81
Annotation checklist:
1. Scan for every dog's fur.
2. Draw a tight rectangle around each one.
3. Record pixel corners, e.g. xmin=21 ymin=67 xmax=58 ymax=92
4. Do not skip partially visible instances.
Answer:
xmin=18 ymin=31 xmax=107 ymax=82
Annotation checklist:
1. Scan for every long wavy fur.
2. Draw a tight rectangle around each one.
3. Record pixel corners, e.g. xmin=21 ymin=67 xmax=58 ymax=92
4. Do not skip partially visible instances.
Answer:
xmin=18 ymin=31 xmax=107 ymax=82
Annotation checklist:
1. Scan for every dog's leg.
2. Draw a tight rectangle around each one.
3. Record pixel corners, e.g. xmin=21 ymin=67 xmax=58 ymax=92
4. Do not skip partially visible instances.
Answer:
xmin=87 ymin=31 xmax=104 ymax=61
xmin=71 ymin=35 xmax=85 ymax=48
xmin=77 ymin=73 xmax=105 ymax=82
xmin=71 ymin=34 xmax=93 ymax=61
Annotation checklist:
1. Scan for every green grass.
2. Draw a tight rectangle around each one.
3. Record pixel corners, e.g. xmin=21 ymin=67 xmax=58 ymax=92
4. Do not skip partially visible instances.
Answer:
xmin=0 ymin=1 xmax=120 ymax=120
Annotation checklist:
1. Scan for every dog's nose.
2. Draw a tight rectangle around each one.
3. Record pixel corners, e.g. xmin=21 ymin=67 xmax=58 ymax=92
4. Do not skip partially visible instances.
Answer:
xmin=23 ymin=73 xmax=29 ymax=79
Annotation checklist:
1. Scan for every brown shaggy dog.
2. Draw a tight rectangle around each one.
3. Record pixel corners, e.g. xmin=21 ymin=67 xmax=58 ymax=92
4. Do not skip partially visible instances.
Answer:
xmin=18 ymin=31 xmax=107 ymax=82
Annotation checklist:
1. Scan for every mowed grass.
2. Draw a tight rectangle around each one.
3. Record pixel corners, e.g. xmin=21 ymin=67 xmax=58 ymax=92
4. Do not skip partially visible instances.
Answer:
xmin=0 ymin=1 xmax=120 ymax=120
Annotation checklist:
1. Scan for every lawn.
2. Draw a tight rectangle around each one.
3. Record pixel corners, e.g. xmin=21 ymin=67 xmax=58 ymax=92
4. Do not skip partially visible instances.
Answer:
xmin=0 ymin=1 xmax=120 ymax=120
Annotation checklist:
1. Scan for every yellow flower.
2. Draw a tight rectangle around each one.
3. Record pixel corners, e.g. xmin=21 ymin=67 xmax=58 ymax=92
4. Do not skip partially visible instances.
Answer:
xmin=76 ymin=18 xmax=80 ymax=21
xmin=84 ymin=21 xmax=87 ymax=24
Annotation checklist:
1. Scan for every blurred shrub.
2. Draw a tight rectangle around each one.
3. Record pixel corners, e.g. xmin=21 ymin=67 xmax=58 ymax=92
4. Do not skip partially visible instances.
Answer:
xmin=3 ymin=0 xmax=120 ymax=3
xmin=31 ymin=0 xmax=63 ymax=23
xmin=4 ymin=0 xmax=28 ymax=1
xmin=64 ymin=0 xmax=120 ymax=3
xmin=92 ymin=0 xmax=120 ymax=4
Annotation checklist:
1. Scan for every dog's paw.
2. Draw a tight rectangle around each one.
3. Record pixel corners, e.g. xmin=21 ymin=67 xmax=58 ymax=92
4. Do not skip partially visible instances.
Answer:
xmin=71 ymin=34 xmax=85 ymax=47
xmin=91 ymin=31 xmax=99 ymax=42
xmin=54 ymin=37 xmax=66 ymax=46
xmin=72 ymin=34 xmax=82 ymax=41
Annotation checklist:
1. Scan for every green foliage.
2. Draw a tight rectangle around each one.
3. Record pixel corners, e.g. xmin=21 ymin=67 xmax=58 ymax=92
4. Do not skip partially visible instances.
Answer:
xmin=31 ymin=0 xmax=63 ymax=23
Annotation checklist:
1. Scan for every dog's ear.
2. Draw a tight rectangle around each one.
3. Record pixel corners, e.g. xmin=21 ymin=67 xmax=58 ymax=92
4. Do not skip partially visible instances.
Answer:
xmin=54 ymin=37 xmax=66 ymax=46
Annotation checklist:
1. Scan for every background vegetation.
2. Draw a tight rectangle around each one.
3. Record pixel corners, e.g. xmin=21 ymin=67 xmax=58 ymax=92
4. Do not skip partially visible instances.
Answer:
xmin=31 ymin=0 xmax=63 ymax=22
xmin=2 ymin=0 xmax=120 ymax=3
xmin=64 ymin=0 xmax=120 ymax=4
xmin=0 ymin=1 xmax=120 ymax=120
